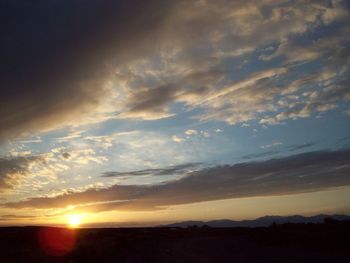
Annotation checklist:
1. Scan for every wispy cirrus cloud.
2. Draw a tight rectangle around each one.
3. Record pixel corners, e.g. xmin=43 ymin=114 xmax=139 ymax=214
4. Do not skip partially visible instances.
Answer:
xmin=241 ymin=151 xmax=280 ymax=160
xmin=101 ymin=163 xmax=201 ymax=178
xmin=0 ymin=214 xmax=38 ymax=221
xmin=288 ymin=142 xmax=317 ymax=152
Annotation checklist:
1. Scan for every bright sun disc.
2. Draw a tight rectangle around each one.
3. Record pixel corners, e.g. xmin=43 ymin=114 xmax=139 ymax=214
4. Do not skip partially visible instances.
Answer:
xmin=68 ymin=214 xmax=82 ymax=228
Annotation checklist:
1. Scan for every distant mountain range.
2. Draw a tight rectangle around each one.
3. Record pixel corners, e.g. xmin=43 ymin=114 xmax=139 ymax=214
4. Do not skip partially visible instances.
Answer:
xmin=163 ymin=214 xmax=350 ymax=228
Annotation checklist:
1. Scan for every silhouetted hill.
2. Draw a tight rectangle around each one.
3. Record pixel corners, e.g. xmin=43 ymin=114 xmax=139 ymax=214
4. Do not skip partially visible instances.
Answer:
xmin=0 ymin=220 xmax=350 ymax=262
xmin=163 ymin=214 xmax=350 ymax=228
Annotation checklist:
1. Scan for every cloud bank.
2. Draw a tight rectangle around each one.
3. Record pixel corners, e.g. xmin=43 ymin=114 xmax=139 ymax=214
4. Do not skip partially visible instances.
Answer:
xmin=4 ymin=148 xmax=350 ymax=211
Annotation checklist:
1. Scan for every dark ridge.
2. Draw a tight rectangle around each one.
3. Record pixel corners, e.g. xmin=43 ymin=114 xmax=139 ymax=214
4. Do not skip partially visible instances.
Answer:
xmin=0 ymin=220 xmax=350 ymax=262
xmin=162 ymin=214 xmax=350 ymax=228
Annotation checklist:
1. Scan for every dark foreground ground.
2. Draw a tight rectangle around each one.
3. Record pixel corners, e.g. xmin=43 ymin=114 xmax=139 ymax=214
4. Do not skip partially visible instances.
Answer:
xmin=0 ymin=220 xmax=349 ymax=263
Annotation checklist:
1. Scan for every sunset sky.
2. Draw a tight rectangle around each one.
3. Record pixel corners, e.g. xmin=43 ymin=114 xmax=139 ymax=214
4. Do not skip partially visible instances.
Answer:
xmin=1 ymin=0 xmax=350 ymax=227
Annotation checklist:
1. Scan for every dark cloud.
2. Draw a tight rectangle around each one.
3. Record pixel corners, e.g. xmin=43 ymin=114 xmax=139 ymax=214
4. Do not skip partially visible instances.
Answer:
xmin=102 ymin=163 xmax=201 ymax=178
xmin=0 ymin=155 xmax=44 ymax=191
xmin=0 ymin=0 xmax=176 ymax=140
xmin=62 ymin=152 xmax=71 ymax=159
xmin=5 ymin=148 xmax=350 ymax=211
xmin=123 ymin=84 xmax=179 ymax=119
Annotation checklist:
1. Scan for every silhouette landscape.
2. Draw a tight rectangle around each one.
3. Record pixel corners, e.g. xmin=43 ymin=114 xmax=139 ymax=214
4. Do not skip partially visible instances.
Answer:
xmin=1 ymin=216 xmax=349 ymax=262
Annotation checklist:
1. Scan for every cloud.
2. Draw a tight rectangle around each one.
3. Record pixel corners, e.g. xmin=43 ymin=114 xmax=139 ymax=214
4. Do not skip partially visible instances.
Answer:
xmin=17 ymin=138 xmax=42 ymax=144
xmin=0 ymin=214 xmax=38 ymax=221
xmin=260 ymin=75 xmax=350 ymax=125
xmin=288 ymin=142 xmax=316 ymax=152
xmin=62 ymin=153 xmax=71 ymax=160
xmin=55 ymin=131 xmax=85 ymax=143
xmin=5 ymin=148 xmax=350 ymax=211
xmin=117 ymin=84 xmax=178 ymax=120
xmin=1 ymin=0 xmax=349 ymax=141
xmin=241 ymin=151 xmax=280 ymax=160
xmin=185 ymin=129 xmax=198 ymax=136
xmin=60 ymin=149 xmax=108 ymax=165
xmin=83 ymin=130 xmax=140 ymax=149
xmin=192 ymin=67 xmax=289 ymax=124
xmin=259 ymin=26 xmax=350 ymax=64
xmin=0 ymin=155 xmax=45 ymax=191
xmin=337 ymin=135 xmax=350 ymax=143
xmin=0 ymin=146 xmax=110 ymax=190
xmin=260 ymin=141 xmax=282 ymax=149
xmin=83 ymin=130 xmax=203 ymax=171
xmin=110 ymin=0 xmax=350 ymax=125
xmin=101 ymin=163 xmax=201 ymax=178
xmin=172 ymin=135 xmax=185 ymax=143
xmin=336 ymin=135 xmax=350 ymax=148
xmin=0 ymin=0 xmax=176 ymax=141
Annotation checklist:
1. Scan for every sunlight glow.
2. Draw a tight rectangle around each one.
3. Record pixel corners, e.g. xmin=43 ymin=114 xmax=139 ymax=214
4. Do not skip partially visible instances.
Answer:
xmin=67 ymin=214 xmax=83 ymax=228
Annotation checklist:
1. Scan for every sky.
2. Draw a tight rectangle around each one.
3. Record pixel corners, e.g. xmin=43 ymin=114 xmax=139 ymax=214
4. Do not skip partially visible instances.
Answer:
xmin=1 ymin=0 xmax=350 ymax=227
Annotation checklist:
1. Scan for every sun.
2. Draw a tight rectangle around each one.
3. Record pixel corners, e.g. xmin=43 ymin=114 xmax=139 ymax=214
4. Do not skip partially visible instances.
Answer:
xmin=67 ymin=214 xmax=83 ymax=228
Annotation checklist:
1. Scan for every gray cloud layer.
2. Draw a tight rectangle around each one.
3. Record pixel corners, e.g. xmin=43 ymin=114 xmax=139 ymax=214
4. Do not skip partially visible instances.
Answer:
xmin=0 ymin=0 xmax=175 ymax=140
xmin=4 ymin=148 xmax=350 ymax=211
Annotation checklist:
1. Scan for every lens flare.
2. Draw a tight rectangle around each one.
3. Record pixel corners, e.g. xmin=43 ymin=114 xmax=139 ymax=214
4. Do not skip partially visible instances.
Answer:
xmin=38 ymin=227 xmax=76 ymax=256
